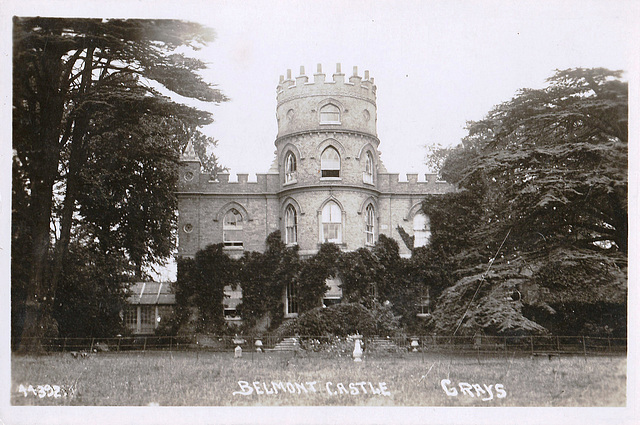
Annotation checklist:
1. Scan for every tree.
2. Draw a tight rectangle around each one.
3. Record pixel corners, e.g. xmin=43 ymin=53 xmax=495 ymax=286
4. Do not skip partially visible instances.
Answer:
xmin=237 ymin=231 xmax=300 ymax=330
xmin=13 ymin=18 xmax=227 ymax=351
xmin=298 ymin=243 xmax=341 ymax=312
xmin=175 ymin=244 xmax=236 ymax=333
xmin=429 ymin=68 xmax=627 ymax=336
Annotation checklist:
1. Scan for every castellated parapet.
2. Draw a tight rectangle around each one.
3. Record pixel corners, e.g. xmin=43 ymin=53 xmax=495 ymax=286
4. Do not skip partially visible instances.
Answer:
xmin=276 ymin=64 xmax=377 ymax=139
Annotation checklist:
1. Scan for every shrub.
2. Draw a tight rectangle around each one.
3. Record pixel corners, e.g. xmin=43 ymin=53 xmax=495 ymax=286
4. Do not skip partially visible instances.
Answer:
xmin=273 ymin=302 xmax=402 ymax=339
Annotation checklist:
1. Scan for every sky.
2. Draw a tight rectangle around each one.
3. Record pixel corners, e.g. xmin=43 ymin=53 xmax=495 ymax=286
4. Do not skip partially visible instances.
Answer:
xmin=1 ymin=0 xmax=638 ymax=280
xmin=178 ymin=0 xmax=637 ymax=175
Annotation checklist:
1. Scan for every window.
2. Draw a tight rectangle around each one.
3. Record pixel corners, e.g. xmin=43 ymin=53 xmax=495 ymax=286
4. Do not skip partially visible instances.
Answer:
xmin=285 ymin=205 xmax=298 ymax=245
xmin=223 ymin=209 xmax=243 ymax=247
xmin=320 ymin=104 xmax=340 ymax=124
xmin=365 ymin=204 xmax=375 ymax=245
xmin=322 ymin=201 xmax=342 ymax=243
xmin=413 ymin=213 xmax=431 ymax=248
xmin=363 ymin=151 xmax=374 ymax=184
xmin=321 ymin=147 xmax=340 ymax=178
xmin=285 ymin=152 xmax=297 ymax=183
xmin=124 ymin=306 xmax=138 ymax=330
xmin=140 ymin=305 xmax=156 ymax=334
xmin=286 ymin=281 xmax=298 ymax=315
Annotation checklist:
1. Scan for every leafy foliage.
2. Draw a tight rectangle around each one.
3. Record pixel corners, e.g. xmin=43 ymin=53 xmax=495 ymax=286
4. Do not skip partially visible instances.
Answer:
xmin=237 ymin=232 xmax=300 ymax=329
xmin=297 ymin=243 xmax=341 ymax=311
xmin=53 ymin=240 xmax=131 ymax=338
xmin=273 ymin=303 xmax=402 ymax=338
xmin=12 ymin=18 xmax=226 ymax=350
xmin=175 ymin=244 xmax=236 ymax=333
xmin=428 ymin=68 xmax=627 ymax=336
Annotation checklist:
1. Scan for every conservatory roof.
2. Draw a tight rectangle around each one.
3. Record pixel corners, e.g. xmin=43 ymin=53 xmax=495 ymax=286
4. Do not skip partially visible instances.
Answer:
xmin=127 ymin=282 xmax=176 ymax=305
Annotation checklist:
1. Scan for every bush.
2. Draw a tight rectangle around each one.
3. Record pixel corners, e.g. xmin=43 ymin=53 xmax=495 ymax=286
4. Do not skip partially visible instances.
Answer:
xmin=273 ymin=302 xmax=402 ymax=339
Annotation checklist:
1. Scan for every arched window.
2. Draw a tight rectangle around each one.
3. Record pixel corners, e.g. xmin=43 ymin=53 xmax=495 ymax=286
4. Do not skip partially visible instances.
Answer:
xmin=365 ymin=204 xmax=375 ymax=245
xmin=320 ymin=104 xmax=340 ymax=124
xmin=223 ymin=209 xmax=243 ymax=247
xmin=363 ymin=151 xmax=374 ymax=184
xmin=321 ymin=201 xmax=342 ymax=243
xmin=321 ymin=147 xmax=340 ymax=178
xmin=285 ymin=205 xmax=298 ymax=245
xmin=413 ymin=213 xmax=430 ymax=248
xmin=285 ymin=151 xmax=297 ymax=183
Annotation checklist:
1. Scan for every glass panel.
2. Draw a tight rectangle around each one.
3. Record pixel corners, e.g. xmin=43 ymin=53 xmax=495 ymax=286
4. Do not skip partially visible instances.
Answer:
xmin=287 ymin=282 xmax=298 ymax=314
xmin=320 ymin=104 xmax=340 ymax=123
xmin=365 ymin=204 xmax=375 ymax=244
xmin=285 ymin=153 xmax=296 ymax=182
xmin=323 ymin=223 xmax=341 ymax=243
xmin=321 ymin=148 xmax=340 ymax=170
xmin=285 ymin=206 xmax=297 ymax=244
xmin=413 ymin=213 xmax=430 ymax=248
xmin=140 ymin=305 xmax=156 ymax=333
xmin=124 ymin=306 xmax=137 ymax=330
xmin=224 ymin=209 xmax=243 ymax=228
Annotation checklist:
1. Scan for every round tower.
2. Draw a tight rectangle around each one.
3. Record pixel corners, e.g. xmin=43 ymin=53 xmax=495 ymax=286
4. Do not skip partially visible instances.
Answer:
xmin=275 ymin=64 xmax=382 ymax=255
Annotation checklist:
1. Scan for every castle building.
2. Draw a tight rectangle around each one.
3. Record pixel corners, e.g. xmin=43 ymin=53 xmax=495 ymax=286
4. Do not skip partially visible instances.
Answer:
xmin=177 ymin=64 xmax=454 ymax=320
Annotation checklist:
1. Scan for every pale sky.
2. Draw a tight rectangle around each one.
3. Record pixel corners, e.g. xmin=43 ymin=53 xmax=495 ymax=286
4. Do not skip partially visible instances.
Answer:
xmin=183 ymin=0 xmax=636 ymax=175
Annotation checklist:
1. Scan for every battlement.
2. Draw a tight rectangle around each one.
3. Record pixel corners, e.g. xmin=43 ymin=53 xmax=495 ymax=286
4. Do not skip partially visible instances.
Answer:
xmin=377 ymin=173 xmax=455 ymax=194
xmin=179 ymin=170 xmax=281 ymax=194
xmin=276 ymin=63 xmax=377 ymax=106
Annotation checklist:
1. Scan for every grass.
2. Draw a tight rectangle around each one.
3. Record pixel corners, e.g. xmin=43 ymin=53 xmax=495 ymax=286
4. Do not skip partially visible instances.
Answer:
xmin=11 ymin=351 xmax=626 ymax=406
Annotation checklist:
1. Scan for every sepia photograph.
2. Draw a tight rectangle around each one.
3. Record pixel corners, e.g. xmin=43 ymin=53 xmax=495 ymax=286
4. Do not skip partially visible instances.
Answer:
xmin=1 ymin=0 xmax=638 ymax=424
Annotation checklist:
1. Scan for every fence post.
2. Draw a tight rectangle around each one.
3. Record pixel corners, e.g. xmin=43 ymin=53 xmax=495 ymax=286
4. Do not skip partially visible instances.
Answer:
xmin=607 ymin=337 xmax=612 ymax=353
xmin=556 ymin=336 xmax=560 ymax=353
xmin=143 ymin=337 xmax=147 ymax=352
xmin=90 ymin=338 xmax=95 ymax=352
xmin=117 ymin=336 xmax=121 ymax=352
xmin=170 ymin=336 xmax=173 ymax=352
xmin=63 ymin=337 xmax=67 ymax=352
xmin=582 ymin=337 xmax=587 ymax=361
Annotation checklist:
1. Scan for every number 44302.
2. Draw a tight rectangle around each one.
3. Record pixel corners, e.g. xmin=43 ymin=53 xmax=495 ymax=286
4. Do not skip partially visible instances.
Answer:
xmin=17 ymin=384 xmax=68 ymax=398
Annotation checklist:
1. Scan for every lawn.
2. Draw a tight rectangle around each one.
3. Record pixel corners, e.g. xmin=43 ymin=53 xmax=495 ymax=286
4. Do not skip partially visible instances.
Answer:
xmin=11 ymin=351 xmax=626 ymax=406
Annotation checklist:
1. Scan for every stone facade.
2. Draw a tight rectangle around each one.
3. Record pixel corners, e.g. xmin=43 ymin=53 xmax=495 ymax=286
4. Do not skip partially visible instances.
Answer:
xmin=177 ymin=63 xmax=454 ymax=263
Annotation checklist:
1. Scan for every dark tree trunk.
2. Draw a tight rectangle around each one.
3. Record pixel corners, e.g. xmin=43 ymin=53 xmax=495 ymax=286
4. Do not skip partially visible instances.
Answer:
xmin=17 ymin=42 xmax=66 ymax=353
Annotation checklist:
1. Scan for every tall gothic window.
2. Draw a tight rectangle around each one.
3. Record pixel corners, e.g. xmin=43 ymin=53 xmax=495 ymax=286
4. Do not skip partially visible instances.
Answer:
xmin=286 ymin=281 xmax=298 ymax=315
xmin=320 ymin=104 xmax=340 ymax=124
xmin=285 ymin=151 xmax=297 ymax=183
xmin=365 ymin=204 xmax=375 ymax=245
xmin=223 ymin=209 xmax=243 ymax=247
xmin=413 ymin=213 xmax=430 ymax=248
xmin=363 ymin=151 xmax=374 ymax=184
xmin=321 ymin=147 xmax=340 ymax=178
xmin=285 ymin=205 xmax=297 ymax=245
xmin=321 ymin=201 xmax=342 ymax=243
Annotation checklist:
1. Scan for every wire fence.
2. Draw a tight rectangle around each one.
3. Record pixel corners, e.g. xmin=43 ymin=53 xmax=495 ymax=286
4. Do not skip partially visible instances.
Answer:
xmin=12 ymin=334 xmax=626 ymax=358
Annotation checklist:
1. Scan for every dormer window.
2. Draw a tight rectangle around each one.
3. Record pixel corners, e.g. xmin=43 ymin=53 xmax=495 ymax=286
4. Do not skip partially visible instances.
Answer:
xmin=285 ymin=151 xmax=297 ymax=183
xmin=321 ymin=147 xmax=341 ymax=178
xmin=320 ymin=104 xmax=340 ymax=124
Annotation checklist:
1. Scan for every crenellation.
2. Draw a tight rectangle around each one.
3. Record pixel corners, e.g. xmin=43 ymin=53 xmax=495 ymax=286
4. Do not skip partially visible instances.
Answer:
xmin=276 ymin=63 xmax=377 ymax=109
